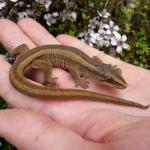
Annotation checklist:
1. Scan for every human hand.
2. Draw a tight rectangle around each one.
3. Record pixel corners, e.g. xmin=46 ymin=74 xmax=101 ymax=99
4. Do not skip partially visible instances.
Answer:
xmin=0 ymin=18 xmax=150 ymax=150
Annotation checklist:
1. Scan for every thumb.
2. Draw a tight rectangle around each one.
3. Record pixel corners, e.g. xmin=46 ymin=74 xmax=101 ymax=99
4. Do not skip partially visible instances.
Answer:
xmin=0 ymin=109 xmax=102 ymax=150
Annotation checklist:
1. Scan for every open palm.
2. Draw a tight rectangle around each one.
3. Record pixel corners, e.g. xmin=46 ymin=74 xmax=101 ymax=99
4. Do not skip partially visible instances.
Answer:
xmin=0 ymin=18 xmax=150 ymax=150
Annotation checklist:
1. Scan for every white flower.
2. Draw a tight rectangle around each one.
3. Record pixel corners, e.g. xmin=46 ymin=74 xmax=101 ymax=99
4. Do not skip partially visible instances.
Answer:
xmin=89 ymin=32 xmax=99 ymax=44
xmin=10 ymin=0 xmax=18 ymax=2
xmin=0 ymin=1 xmax=6 ymax=10
xmin=60 ymin=10 xmax=77 ymax=22
xmin=26 ymin=9 xmax=34 ymax=17
xmin=1 ymin=53 xmax=13 ymax=63
xmin=44 ymin=12 xmax=59 ymax=26
xmin=98 ymin=29 xmax=110 ymax=40
xmin=78 ymin=31 xmax=86 ymax=38
xmin=44 ymin=0 xmax=52 ymax=11
xmin=60 ymin=10 xmax=67 ymax=22
xmin=98 ymin=21 xmax=104 ymax=30
xmin=89 ymin=3 xmax=94 ymax=7
xmin=104 ymin=20 xmax=119 ymax=35
xmin=111 ymin=34 xmax=129 ymax=53
xmin=18 ymin=1 xmax=24 ymax=7
xmin=99 ymin=9 xmax=110 ymax=18
xmin=52 ymin=12 xmax=59 ymax=17
xmin=128 ymin=2 xmax=136 ymax=8
xmin=89 ymin=42 xmax=93 ymax=47
xmin=63 ymin=0 xmax=68 ymax=4
xmin=18 ymin=11 xmax=28 ymax=19
xmin=103 ymin=40 xmax=110 ymax=47
xmin=89 ymin=32 xmax=109 ymax=47
xmin=88 ymin=17 xmax=99 ymax=29
xmin=69 ymin=11 xmax=77 ymax=22
xmin=98 ymin=29 xmax=105 ymax=35
xmin=35 ymin=0 xmax=52 ymax=11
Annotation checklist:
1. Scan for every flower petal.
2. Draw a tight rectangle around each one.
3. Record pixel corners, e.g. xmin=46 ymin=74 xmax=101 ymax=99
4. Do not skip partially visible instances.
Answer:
xmin=78 ymin=32 xmax=85 ymax=37
xmin=89 ymin=42 xmax=93 ymax=47
xmin=99 ymin=13 xmax=102 ymax=17
xmin=122 ymin=35 xmax=127 ymax=41
xmin=122 ymin=43 xmax=129 ymax=49
xmin=52 ymin=12 xmax=59 ymax=17
xmin=90 ymin=38 xmax=96 ymax=43
xmin=106 ymin=12 xmax=110 ymax=17
xmin=104 ymin=24 xmax=109 ymax=29
xmin=114 ymin=32 xmax=121 ymax=40
xmin=106 ymin=30 xmax=111 ymax=35
xmin=105 ymin=41 xmax=110 ymax=47
xmin=116 ymin=46 xmax=123 ymax=53
xmin=11 ymin=0 xmax=18 ymax=2
xmin=90 ymin=32 xmax=95 ymax=38
xmin=98 ymin=29 xmax=105 ymax=34
xmin=109 ymin=20 xmax=114 ymax=27
xmin=111 ymin=38 xmax=117 ymax=46
xmin=114 ymin=25 xmax=119 ymax=31
xmin=0 ymin=2 xmax=6 ymax=10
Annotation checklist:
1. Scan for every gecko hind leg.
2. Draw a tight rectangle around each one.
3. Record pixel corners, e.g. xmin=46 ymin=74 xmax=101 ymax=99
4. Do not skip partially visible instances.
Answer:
xmin=11 ymin=44 xmax=30 ymax=60
xmin=31 ymin=57 xmax=58 ymax=89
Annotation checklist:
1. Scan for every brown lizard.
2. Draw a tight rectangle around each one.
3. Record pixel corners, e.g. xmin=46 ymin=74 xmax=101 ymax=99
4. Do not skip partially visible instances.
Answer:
xmin=9 ymin=44 xmax=149 ymax=109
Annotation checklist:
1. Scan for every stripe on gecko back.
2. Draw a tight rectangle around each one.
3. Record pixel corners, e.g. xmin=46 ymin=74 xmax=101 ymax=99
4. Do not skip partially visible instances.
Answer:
xmin=14 ymin=45 xmax=97 ymax=71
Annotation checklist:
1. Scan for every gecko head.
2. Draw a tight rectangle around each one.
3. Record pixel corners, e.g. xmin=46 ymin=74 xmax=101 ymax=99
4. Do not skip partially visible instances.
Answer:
xmin=94 ymin=64 xmax=127 ymax=89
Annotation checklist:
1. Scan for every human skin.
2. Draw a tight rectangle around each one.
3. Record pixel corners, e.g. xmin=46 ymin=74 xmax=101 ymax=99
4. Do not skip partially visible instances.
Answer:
xmin=0 ymin=18 xmax=150 ymax=150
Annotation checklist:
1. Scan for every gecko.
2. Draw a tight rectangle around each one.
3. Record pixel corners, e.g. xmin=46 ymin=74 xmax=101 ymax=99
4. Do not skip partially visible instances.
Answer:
xmin=9 ymin=44 xmax=149 ymax=109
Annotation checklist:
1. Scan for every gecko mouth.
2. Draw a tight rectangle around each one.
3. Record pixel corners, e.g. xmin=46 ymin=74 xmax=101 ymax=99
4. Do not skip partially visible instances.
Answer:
xmin=113 ymin=82 xmax=127 ymax=89
xmin=102 ymin=78 xmax=127 ymax=89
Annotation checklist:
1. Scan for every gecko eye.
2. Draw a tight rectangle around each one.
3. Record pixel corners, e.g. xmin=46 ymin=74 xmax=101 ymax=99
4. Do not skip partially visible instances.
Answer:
xmin=99 ymin=77 xmax=108 ymax=82
xmin=116 ymin=68 xmax=122 ymax=74
xmin=112 ymin=65 xmax=122 ymax=75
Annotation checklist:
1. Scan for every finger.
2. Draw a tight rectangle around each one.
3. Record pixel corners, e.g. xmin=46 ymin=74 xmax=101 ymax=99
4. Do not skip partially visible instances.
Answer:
xmin=105 ymin=119 xmax=150 ymax=149
xmin=56 ymin=34 xmax=150 ymax=103
xmin=0 ymin=19 xmax=35 ymax=52
xmin=0 ymin=109 xmax=102 ymax=150
xmin=17 ymin=18 xmax=60 ymax=45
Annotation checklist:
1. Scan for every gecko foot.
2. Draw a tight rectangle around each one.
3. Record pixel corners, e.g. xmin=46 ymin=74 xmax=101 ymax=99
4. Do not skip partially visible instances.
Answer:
xmin=75 ymin=78 xmax=89 ymax=89
xmin=43 ymin=77 xmax=58 ymax=89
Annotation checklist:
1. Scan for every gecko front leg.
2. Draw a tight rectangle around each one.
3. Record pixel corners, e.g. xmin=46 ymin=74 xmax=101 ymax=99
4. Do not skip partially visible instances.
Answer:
xmin=69 ymin=66 xmax=89 ymax=89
